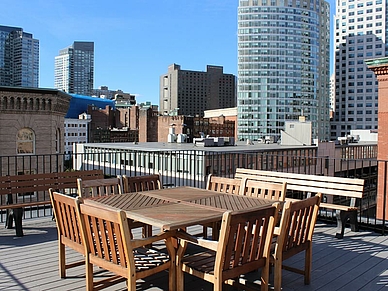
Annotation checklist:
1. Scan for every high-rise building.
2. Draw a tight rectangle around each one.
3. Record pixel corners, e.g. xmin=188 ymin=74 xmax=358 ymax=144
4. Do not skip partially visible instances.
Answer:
xmin=331 ymin=0 xmax=383 ymax=139
xmin=237 ymin=0 xmax=330 ymax=142
xmin=160 ymin=64 xmax=236 ymax=117
xmin=0 ymin=25 xmax=39 ymax=88
xmin=55 ymin=41 xmax=94 ymax=96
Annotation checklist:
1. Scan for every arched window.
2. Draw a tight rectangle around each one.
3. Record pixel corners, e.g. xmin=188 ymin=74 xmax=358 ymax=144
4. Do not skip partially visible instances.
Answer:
xmin=17 ymin=128 xmax=35 ymax=155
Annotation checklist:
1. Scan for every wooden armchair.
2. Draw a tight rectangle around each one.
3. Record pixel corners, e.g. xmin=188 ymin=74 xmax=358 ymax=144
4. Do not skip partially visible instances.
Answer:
xmin=76 ymin=203 xmax=176 ymax=291
xmin=240 ymin=180 xmax=287 ymax=201
xmin=77 ymin=176 xmax=123 ymax=198
xmin=206 ymin=174 xmax=242 ymax=194
xmin=272 ymin=194 xmax=321 ymax=291
xmin=177 ymin=204 xmax=279 ymax=291
xmin=49 ymin=189 xmax=84 ymax=278
xmin=122 ymin=174 xmax=162 ymax=193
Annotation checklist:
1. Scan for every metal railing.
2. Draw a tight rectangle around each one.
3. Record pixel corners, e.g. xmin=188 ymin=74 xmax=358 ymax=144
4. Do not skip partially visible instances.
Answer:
xmin=0 ymin=149 xmax=386 ymax=234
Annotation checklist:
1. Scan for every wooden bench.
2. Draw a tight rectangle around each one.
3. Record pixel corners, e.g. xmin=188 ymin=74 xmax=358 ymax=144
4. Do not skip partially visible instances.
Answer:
xmin=235 ymin=168 xmax=365 ymax=239
xmin=0 ymin=169 xmax=104 ymax=236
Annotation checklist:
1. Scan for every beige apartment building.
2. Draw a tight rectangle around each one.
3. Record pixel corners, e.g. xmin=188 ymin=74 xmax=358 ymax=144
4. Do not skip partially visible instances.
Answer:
xmin=160 ymin=64 xmax=236 ymax=117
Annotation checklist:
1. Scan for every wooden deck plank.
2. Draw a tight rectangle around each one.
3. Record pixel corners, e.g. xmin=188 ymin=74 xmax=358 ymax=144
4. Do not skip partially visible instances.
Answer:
xmin=1 ymin=216 xmax=388 ymax=291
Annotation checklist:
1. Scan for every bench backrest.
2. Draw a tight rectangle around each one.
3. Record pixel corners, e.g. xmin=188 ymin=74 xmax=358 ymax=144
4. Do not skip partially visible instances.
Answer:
xmin=56 ymin=170 xmax=104 ymax=190
xmin=235 ymin=168 xmax=365 ymax=199
xmin=0 ymin=170 xmax=104 ymax=196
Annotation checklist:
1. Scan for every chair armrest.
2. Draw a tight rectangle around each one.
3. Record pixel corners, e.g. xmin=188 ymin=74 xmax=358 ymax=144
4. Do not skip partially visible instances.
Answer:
xmin=176 ymin=230 xmax=219 ymax=251
xmin=132 ymin=231 xmax=177 ymax=249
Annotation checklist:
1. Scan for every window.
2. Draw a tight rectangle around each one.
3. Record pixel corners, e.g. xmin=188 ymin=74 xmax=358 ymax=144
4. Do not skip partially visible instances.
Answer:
xmin=17 ymin=128 xmax=35 ymax=155
xmin=56 ymin=128 xmax=61 ymax=153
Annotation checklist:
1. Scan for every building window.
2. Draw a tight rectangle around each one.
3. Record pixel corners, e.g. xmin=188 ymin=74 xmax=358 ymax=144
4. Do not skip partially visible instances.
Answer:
xmin=17 ymin=128 xmax=35 ymax=155
xmin=56 ymin=128 xmax=61 ymax=153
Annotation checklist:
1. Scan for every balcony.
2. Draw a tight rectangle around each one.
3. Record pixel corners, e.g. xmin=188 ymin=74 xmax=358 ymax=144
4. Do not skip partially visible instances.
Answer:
xmin=0 ymin=148 xmax=387 ymax=289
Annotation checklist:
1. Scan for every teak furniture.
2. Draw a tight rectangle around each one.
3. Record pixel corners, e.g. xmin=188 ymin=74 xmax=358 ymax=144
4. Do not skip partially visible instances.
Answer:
xmin=122 ymin=174 xmax=163 ymax=237
xmin=83 ymin=186 xmax=276 ymax=231
xmin=49 ymin=190 xmax=84 ymax=278
xmin=122 ymin=174 xmax=162 ymax=193
xmin=206 ymin=174 xmax=242 ymax=194
xmin=77 ymin=176 xmax=123 ymax=198
xmin=235 ymin=168 xmax=365 ymax=238
xmin=272 ymin=194 xmax=321 ymax=291
xmin=0 ymin=169 xmax=103 ymax=236
xmin=176 ymin=204 xmax=279 ymax=291
xmin=241 ymin=179 xmax=287 ymax=201
xmin=77 ymin=202 xmax=177 ymax=291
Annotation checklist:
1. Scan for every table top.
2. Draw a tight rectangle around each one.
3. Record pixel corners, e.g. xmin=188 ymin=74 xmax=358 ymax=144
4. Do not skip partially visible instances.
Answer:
xmin=84 ymin=186 xmax=275 ymax=230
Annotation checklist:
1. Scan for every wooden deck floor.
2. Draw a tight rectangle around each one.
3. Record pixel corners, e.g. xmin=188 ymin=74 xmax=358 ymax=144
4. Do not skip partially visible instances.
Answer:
xmin=1 ymin=217 xmax=388 ymax=291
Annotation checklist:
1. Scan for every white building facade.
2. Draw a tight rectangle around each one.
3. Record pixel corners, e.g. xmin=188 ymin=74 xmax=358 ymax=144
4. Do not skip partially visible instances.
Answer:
xmin=64 ymin=113 xmax=91 ymax=158
xmin=331 ymin=0 xmax=384 ymax=139
xmin=237 ymin=0 xmax=330 ymax=142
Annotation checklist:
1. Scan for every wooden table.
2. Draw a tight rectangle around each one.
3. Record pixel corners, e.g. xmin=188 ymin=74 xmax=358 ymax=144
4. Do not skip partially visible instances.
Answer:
xmin=84 ymin=186 xmax=275 ymax=231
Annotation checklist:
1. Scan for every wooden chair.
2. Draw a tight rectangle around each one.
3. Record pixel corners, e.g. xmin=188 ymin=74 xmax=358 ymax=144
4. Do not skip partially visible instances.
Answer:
xmin=77 ymin=176 xmax=123 ymax=198
xmin=76 ymin=202 xmax=176 ymax=291
xmin=272 ymin=194 xmax=321 ymax=291
xmin=122 ymin=174 xmax=162 ymax=238
xmin=203 ymin=175 xmax=243 ymax=238
xmin=49 ymin=189 xmax=84 ymax=278
xmin=240 ymin=179 xmax=287 ymax=201
xmin=206 ymin=174 xmax=242 ymax=194
xmin=177 ymin=204 xmax=279 ymax=291
xmin=122 ymin=174 xmax=162 ymax=193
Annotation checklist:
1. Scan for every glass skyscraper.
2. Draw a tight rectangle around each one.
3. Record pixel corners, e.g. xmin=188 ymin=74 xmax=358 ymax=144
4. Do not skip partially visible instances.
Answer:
xmin=55 ymin=41 xmax=94 ymax=96
xmin=237 ymin=0 xmax=330 ymax=142
xmin=0 ymin=25 xmax=39 ymax=88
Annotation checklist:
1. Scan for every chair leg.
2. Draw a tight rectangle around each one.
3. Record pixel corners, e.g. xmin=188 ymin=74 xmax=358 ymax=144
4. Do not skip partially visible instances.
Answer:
xmin=261 ymin=261 xmax=270 ymax=291
xmin=85 ymin=260 xmax=94 ymax=291
xmin=59 ymin=241 xmax=66 ymax=278
xmin=304 ymin=244 xmax=312 ymax=285
xmin=273 ymin=258 xmax=282 ymax=291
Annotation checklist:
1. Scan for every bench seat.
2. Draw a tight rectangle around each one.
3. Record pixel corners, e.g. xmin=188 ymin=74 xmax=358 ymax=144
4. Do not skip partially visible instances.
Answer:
xmin=1 ymin=169 xmax=104 ymax=236
xmin=236 ymin=168 xmax=365 ymax=238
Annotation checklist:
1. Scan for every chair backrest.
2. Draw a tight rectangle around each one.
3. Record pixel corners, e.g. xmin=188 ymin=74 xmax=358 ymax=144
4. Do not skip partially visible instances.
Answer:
xmin=276 ymin=194 xmax=321 ymax=261
xmin=240 ymin=179 xmax=287 ymax=201
xmin=216 ymin=204 xmax=278 ymax=275
xmin=206 ymin=174 xmax=242 ymax=195
xmin=122 ymin=174 xmax=161 ymax=193
xmin=77 ymin=176 xmax=123 ymax=198
xmin=77 ymin=203 xmax=133 ymax=278
xmin=49 ymin=189 xmax=84 ymax=254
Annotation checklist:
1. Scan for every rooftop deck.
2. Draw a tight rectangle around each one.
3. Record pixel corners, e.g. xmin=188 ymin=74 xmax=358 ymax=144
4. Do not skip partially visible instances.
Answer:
xmin=1 ymin=217 xmax=388 ymax=291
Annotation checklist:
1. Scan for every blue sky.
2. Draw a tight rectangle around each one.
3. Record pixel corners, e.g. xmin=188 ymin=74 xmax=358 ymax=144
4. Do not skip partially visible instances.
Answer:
xmin=1 ymin=0 xmax=335 ymax=105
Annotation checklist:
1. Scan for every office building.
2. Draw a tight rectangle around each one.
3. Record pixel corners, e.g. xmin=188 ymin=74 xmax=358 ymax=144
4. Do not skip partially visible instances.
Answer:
xmin=55 ymin=41 xmax=94 ymax=96
xmin=237 ymin=0 xmax=330 ymax=142
xmin=331 ymin=0 xmax=383 ymax=139
xmin=0 ymin=25 xmax=39 ymax=87
xmin=160 ymin=64 xmax=236 ymax=117
xmin=64 ymin=113 xmax=91 ymax=158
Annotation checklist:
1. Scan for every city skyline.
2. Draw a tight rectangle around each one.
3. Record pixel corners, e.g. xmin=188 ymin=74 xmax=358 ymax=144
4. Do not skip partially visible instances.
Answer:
xmin=1 ymin=0 xmax=336 ymax=106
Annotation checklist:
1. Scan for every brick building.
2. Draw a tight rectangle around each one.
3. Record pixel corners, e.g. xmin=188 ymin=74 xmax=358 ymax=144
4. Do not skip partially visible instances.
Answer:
xmin=367 ymin=57 xmax=388 ymax=220
xmin=0 ymin=86 xmax=71 ymax=175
